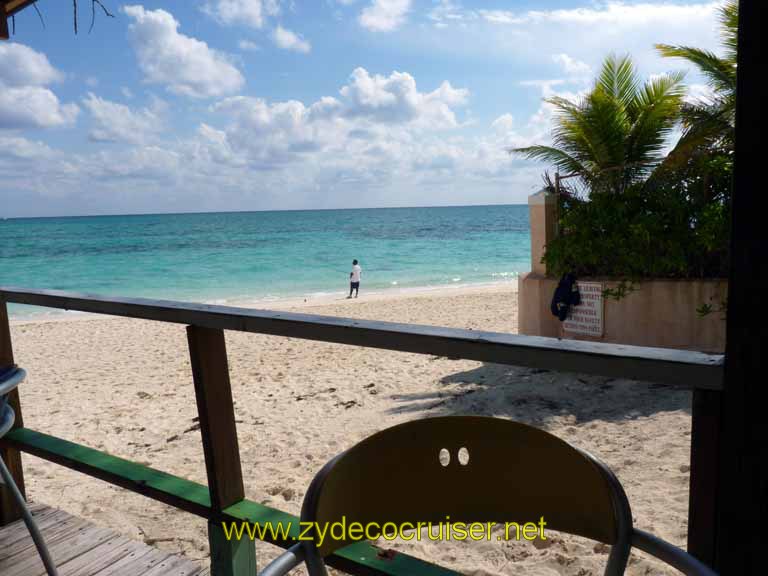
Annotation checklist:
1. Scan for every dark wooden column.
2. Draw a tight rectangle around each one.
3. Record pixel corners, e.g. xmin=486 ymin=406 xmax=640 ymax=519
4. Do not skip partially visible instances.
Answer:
xmin=712 ymin=0 xmax=764 ymax=572
xmin=187 ymin=326 xmax=256 ymax=576
xmin=1 ymin=5 xmax=9 ymax=40
xmin=0 ymin=300 xmax=26 ymax=524
xmin=687 ymin=390 xmax=721 ymax=565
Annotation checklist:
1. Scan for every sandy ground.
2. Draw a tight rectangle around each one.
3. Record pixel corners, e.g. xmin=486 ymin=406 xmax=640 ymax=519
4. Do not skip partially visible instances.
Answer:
xmin=9 ymin=284 xmax=693 ymax=575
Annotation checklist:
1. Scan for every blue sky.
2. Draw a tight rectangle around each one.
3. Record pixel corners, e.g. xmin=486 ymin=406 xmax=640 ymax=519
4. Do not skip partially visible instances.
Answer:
xmin=1 ymin=1 xmax=723 ymax=217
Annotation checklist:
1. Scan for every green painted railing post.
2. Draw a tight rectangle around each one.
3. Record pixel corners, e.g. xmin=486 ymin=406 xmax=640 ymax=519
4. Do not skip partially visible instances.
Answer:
xmin=188 ymin=325 xmax=256 ymax=575
xmin=209 ymin=521 xmax=257 ymax=576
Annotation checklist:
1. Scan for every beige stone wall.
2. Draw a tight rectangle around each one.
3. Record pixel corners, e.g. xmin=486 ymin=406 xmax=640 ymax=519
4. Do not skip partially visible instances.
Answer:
xmin=528 ymin=191 xmax=557 ymax=275
xmin=518 ymin=273 xmax=728 ymax=353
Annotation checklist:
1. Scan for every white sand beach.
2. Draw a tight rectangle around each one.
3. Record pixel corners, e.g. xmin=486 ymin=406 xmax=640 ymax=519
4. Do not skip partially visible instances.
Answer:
xmin=10 ymin=284 xmax=692 ymax=575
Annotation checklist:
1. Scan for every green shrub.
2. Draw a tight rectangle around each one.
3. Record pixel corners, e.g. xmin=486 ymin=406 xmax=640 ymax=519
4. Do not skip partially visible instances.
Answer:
xmin=543 ymin=149 xmax=732 ymax=279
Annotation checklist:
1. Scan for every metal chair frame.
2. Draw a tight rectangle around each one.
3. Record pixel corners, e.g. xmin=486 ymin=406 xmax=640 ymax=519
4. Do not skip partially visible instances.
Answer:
xmin=256 ymin=416 xmax=716 ymax=576
xmin=1 ymin=366 xmax=59 ymax=576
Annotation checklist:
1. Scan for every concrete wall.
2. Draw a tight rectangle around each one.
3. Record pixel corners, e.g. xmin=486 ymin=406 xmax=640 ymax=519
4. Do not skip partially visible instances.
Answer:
xmin=518 ymin=273 xmax=728 ymax=353
xmin=528 ymin=190 xmax=557 ymax=276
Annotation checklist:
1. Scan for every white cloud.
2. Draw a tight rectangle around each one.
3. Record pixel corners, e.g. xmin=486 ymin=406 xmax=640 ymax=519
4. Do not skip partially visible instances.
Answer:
xmin=0 ymin=43 xmax=78 ymax=130
xmin=428 ymin=0 xmax=470 ymax=28
xmin=359 ymin=0 xmax=412 ymax=32
xmin=123 ymin=5 xmax=244 ymax=98
xmin=552 ymin=53 xmax=592 ymax=80
xmin=338 ymin=68 xmax=468 ymax=127
xmin=0 ymin=87 xmax=79 ymax=129
xmin=479 ymin=2 xmax=719 ymax=28
xmin=0 ymin=63 xmax=613 ymax=214
xmin=0 ymin=2 xmax=727 ymax=215
xmin=187 ymin=67 xmax=470 ymax=175
xmin=491 ymin=113 xmax=515 ymax=134
xmin=418 ymin=1 xmax=721 ymax=84
xmin=0 ymin=43 xmax=62 ymax=86
xmin=93 ymin=146 xmax=182 ymax=181
xmin=82 ymin=93 xmax=163 ymax=144
xmin=239 ymin=39 xmax=261 ymax=51
xmin=272 ymin=26 xmax=311 ymax=53
xmin=0 ymin=135 xmax=56 ymax=161
xmin=203 ymin=0 xmax=280 ymax=29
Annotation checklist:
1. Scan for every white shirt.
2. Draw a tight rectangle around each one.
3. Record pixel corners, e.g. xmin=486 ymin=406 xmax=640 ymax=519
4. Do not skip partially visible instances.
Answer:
xmin=351 ymin=264 xmax=362 ymax=282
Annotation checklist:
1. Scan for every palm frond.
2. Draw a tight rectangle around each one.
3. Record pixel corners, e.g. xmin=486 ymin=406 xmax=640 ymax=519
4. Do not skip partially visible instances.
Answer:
xmin=512 ymin=53 xmax=690 ymax=193
xmin=625 ymin=71 xmax=686 ymax=175
xmin=597 ymin=54 xmax=638 ymax=109
xmin=655 ymin=44 xmax=735 ymax=95
xmin=509 ymin=145 xmax=587 ymax=176
xmin=719 ymin=0 xmax=739 ymax=63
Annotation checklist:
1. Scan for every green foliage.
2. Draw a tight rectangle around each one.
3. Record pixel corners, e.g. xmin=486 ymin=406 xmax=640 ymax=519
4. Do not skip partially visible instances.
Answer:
xmin=603 ymin=281 xmax=637 ymax=301
xmin=512 ymin=54 xmax=685 ymax=194
xmin=697 ymin=297 xmax=728 ymax=319
xmin=518 ymin=7 xmax=738 ymax=284
xmin=542 ymin=148 xmax=732 ymax=279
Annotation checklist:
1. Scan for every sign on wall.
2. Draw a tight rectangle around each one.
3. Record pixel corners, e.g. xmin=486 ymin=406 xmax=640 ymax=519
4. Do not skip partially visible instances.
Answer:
xmin=563 ymin=282 xmax=604 ymax=336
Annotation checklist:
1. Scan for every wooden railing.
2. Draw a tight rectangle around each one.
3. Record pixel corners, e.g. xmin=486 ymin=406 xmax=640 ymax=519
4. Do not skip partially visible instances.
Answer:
xmin=0 ymin=287 xmax=724 ymax=575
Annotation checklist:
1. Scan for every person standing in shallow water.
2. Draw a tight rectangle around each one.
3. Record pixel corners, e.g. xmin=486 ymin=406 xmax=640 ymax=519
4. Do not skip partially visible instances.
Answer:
xmin=348 ymin=259 xmax=362 ymax=298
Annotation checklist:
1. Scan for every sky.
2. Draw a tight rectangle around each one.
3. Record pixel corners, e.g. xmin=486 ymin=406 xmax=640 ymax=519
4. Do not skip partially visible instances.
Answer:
xmin=0 ymin=0 xmax=724 ymax=217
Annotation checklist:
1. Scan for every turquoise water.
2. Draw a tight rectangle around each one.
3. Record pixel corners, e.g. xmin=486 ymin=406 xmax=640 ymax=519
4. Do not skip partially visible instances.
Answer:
xmin=1 ymin=205 xmax=530 ymax=319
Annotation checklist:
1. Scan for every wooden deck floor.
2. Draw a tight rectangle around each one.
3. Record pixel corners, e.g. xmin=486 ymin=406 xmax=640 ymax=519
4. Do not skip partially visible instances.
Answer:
xmin=0 ymin=503 xmax=209 ymax=576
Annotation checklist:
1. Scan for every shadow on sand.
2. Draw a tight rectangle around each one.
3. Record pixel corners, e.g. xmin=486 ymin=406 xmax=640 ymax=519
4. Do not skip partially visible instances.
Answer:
xmin=387 ymin=362 xmax=691 ymax=426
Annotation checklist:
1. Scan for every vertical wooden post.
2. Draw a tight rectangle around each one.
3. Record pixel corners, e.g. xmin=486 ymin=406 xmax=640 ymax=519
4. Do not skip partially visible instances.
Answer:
xmin=0 ymin=300 xmax=26 ymax=525
xmin=687 ymin=389 xmax=720 ymax=565
xmin=1 ymin=5 xmax=9 ymax=40
xmin=187 ymin=326 xmax=255 ymax=576
xmin=711 ymin=1 xmax=763 ymax=572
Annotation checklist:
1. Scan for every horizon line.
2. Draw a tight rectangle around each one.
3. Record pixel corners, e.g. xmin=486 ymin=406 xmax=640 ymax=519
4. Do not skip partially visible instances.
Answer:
xmin=2 ymin=202 xmax=528 ymax=220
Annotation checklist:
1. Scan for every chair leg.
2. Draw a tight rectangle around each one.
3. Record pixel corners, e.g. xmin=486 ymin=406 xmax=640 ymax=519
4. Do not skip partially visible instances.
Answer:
xmin=304 ymin=545 xmax=329 ymax=576
xmin=0 ymin=456 xmax=59 ymax=576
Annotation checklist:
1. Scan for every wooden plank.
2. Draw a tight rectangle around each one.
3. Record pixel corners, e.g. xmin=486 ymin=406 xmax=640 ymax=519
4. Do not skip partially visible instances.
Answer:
xmin=56 ymin=535 xmax=143 ymax=576
xmin=138 ymin=553 xmax=207 ymax=576
xmin=0 ymin=504 xmax=60 ymax=550
xmin=0 ymin=514 xmax=92 ymax=576
xmin=0 ymin=299 xmax=25 ymax=525
xmin=0 ymin=428 xmax=212 ymax=518
xmin=187 ymin=326 xmax=255 ymax=576
xmin=187 ymin=327 xmax=244 ymax=511
xmin=0 ymin=502 xmax=208 ymax=576
xmin=0 ymin=288 xmax=724 ymax=389
xmin=22 ymin=526 xmax=115 ymax=576
xmin=712 ymin=1 xmax=764 ymax=573
xmin=3 ymin=0 xmax=39 ymax=16
xmin=87 ymin=543 xmax=158 ymax=576
xmin=0 ymin=509 xmax=78 ymax=560
xmin=1 ymin=0 xmax=39 ymax=38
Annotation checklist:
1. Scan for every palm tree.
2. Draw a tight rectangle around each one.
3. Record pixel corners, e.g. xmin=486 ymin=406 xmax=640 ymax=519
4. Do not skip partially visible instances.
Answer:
xmin=511 ymin=54 xmax=685 ymax=194
xmin=656 ymin=0 xmax=737 ymax=154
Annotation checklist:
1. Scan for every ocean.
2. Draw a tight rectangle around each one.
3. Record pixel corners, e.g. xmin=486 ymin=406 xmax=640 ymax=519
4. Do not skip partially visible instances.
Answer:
xmin=1 ymin=205 xmax=530 ymax=319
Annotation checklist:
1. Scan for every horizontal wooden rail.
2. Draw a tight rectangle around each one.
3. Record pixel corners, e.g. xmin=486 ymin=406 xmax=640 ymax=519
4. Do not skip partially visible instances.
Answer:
xmin=1 ymin=287 xmax=723 ymax=389
xmin=2 ymin=428 xmax=459 ymax=576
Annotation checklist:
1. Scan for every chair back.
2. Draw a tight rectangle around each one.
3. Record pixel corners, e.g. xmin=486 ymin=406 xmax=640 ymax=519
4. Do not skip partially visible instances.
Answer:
xmin=301 ymin=416 xmax=632 ymax=573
